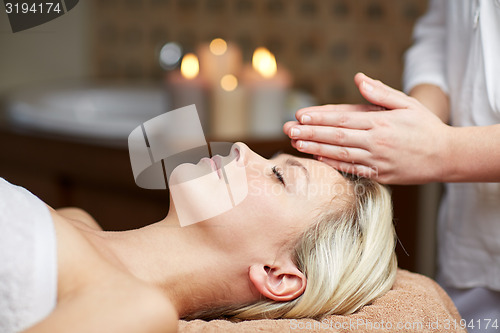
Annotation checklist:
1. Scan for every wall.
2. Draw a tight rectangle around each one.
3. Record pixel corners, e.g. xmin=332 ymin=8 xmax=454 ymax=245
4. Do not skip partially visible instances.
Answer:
xmin=90 ymin=0 xmax=428 ymax=104
xmin=0 ymin=1 xmax=90 ymax=92
xmin=0 ymin=0 xmax=429 ymax=104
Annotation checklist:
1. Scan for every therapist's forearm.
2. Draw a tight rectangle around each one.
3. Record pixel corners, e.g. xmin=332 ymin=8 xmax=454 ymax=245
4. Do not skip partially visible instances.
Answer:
xmin=409 ymin=84 xmax=450 ymax=123
xmin=410 ymin=84 xmax=500 ymax=182
xmin=442 ymin=124 xmax=500 ymax=182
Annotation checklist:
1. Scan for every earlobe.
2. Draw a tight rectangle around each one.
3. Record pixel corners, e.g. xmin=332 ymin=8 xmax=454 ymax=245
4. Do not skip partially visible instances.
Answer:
xmin=249 ymin=263 xmax=307 ymax=302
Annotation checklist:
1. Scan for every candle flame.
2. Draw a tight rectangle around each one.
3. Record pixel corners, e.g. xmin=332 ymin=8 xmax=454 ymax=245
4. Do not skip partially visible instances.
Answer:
xmin=220 ymin=74 xmax=238 ymax=92
xmin=210 ymin=38 xmax=228 ymax=56
xmin=252 ymin=47 xmax=277 ymax=78
xmin=180 ymin=53 xmax=199 ymax=79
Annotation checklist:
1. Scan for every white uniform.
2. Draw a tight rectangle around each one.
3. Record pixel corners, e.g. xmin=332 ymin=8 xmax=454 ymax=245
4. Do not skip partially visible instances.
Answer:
xmin=403 ymin=0 xmax=500 ymax=328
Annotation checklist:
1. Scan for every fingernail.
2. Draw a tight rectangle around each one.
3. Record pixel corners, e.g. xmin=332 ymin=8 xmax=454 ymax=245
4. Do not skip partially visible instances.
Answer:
xmin=297 ymin=140 xmax=307 ymax=149
xmin=362 ymin=81 xmax=374 ymax=92
xmin=290 ymin=127 xmax=300 ymax=138
xmin=301 ymin=115 xmax=311 ymax=124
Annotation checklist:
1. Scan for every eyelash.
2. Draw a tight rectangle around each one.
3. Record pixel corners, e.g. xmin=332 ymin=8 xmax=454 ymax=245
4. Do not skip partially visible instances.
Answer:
xmin=272 ymin=166 xmax=286 ymax=186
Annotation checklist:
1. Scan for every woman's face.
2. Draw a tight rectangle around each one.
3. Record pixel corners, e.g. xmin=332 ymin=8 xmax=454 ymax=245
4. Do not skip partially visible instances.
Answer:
xmin=168 ymin=142 xmax=351 ymax=253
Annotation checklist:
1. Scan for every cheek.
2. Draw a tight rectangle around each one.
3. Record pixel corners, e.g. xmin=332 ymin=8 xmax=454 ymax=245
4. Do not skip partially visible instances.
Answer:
xmin=240 ymin=181 xmax=295 ymax=231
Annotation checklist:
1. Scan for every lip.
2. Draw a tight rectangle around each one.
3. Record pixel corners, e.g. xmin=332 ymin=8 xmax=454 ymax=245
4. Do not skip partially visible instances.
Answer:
xmin=201 ymin=156 xmax=222 ymax=179
xmin=212 ymin=155 xmax=223 ymax=179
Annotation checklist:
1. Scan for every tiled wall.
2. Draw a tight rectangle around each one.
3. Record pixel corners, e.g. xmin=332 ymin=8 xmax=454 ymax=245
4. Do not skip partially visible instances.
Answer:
xmin=90 ymin=0 xmax=428 ymax=104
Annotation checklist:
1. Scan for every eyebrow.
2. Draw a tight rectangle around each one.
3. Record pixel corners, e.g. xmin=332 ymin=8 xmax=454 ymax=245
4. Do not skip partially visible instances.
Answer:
xmin=285 ymin=158 xmax=310 ymax=187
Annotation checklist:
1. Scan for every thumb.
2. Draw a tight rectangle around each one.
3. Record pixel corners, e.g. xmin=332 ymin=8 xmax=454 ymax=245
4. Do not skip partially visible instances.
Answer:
xmin=354 ymin=72 xmax=413 ymax=110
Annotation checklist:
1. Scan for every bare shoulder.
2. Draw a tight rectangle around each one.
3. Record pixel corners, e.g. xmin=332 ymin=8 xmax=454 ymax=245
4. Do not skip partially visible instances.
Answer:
xmin=25 ymin=274 xmax=178 ymax=333
xmin=125 ymin=282 xmax=179 ymax=333
xmin=32 ymin=210 xmax=178 ymax=333
xmin=78 ymin=276 xmax=179 ymax=333
xmin=54 ymin=206 xmax=103 ymax=231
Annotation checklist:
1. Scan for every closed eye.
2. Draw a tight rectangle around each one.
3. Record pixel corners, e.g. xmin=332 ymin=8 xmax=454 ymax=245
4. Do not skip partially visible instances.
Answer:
xmin=272 ymin=166 xmax=286 ymax=186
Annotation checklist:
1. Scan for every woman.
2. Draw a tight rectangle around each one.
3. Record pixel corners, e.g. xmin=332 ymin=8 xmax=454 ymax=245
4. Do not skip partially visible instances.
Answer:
xmin=1 ymin=142 xmax=397 ymax=333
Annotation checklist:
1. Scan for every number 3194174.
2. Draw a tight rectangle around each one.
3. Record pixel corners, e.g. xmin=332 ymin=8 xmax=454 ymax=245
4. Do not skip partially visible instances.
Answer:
xmin=5 ymin=2 xmax=62 ymax=14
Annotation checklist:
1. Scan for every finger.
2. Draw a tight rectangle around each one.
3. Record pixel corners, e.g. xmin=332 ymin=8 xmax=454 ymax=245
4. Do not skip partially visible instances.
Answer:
xmin=287 ymin=125 xmax=370 ymax=149
xmin=296 ymin=104 xmax=384 ymax=122
xmin=319 ymin=157 xmax=379 ymax=179
xmin=355 ymin=72 xmax=415 ymax=110
xmin=295 ymin=140 xmax=371 ymax=165
xmin=283 ymin=120 xmax=299 ymax=135
xmin=295 ymin=110 xmax=376 ymax=129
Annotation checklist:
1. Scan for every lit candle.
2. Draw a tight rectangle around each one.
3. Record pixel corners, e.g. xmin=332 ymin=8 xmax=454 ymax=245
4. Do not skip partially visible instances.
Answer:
xmin=197 ymin=38 xmax=243 ymax=87
xmin=166 ymin=53 xmax=209 ymax=133
xmin=242 ymin=47 xmax=291 ymax=139
xmin=211 ymin=74 xmax=247 ymax=140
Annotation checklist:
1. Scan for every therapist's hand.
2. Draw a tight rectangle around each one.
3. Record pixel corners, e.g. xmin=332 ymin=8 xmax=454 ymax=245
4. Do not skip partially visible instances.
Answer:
xmin=283 ymin=73 xmax=452 ymax=184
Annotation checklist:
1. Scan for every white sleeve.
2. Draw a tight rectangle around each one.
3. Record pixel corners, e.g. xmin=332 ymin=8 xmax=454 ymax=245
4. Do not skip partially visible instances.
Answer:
xmin=403 ymin=0 xmax=448 ymax=95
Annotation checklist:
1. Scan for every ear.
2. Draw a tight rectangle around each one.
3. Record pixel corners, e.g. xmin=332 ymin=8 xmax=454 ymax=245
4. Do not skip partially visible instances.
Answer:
xmin=249 ymin=261 xmax=306 ymax=302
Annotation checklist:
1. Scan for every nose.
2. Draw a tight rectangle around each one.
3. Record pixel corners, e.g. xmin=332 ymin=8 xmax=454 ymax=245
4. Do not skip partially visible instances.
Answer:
xmin=232 ymin=142 xmax=269 ymax=168
xmin=231 ymin=142 xmax=247 ymax=165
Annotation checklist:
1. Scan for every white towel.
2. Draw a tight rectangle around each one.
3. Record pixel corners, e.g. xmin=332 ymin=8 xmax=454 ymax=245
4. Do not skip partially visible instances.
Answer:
xmin=0 ymin=178 xmax=57 ymax=333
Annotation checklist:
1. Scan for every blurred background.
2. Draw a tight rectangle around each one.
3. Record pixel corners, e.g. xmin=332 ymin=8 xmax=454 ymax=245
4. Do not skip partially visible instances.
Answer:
xmin=0 ymin=0 xmax=440 ymax=277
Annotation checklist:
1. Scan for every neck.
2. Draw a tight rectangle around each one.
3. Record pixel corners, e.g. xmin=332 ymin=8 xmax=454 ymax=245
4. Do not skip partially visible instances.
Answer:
xmin=88 ymin=214 xmax=257 ymax=317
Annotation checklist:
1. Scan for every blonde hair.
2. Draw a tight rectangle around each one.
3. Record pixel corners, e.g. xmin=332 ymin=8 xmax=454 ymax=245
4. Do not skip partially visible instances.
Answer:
xmin=187 ymin=175 xmax=397 ymax=320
